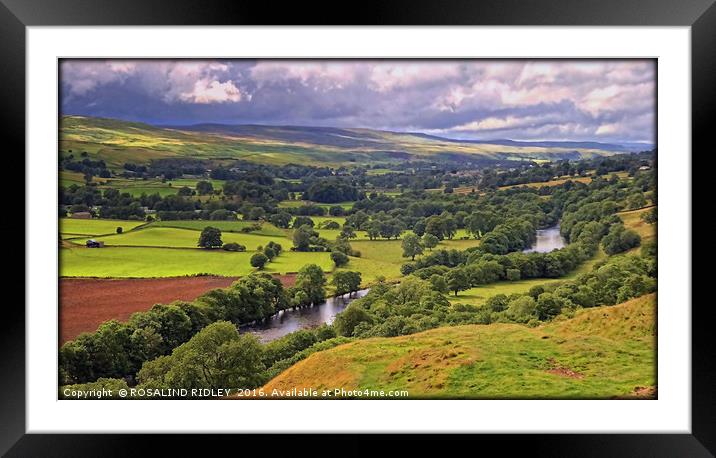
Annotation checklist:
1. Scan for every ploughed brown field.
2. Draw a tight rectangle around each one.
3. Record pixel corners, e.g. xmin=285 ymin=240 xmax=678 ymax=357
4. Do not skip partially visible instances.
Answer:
xmin=59 ymin=274 xmax=297 ymax=344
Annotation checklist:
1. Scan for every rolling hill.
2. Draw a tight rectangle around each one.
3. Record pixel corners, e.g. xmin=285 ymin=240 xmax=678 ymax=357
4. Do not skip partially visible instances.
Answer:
xmin=59 ymin=115 xmax=641 ymax=168
xmin=262 ymin=294 xmax=656 ymax=399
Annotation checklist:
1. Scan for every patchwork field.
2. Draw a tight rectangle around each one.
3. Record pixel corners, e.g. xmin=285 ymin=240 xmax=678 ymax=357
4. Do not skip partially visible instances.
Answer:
xmin=59 ymin=171 xmax=229 ymax=197
xmin=77 ymin=227 xmax=288 ymax=251
xmin=153 ymin=220 xmax=286 ymax=237
xmin=60 ymin=218 xmax=147 ymax=236
xmin=59 ymin=276 xmax=238 ymax=343
xmin=499 ymin=175 xmax=594 ymax=190
xmin=60 ymin=246 xmax=333 ymax=278
xmin=263 ymin=294 xmax=656 ymax=399
xmin=60 ymin=215 xmax=477 ymax=282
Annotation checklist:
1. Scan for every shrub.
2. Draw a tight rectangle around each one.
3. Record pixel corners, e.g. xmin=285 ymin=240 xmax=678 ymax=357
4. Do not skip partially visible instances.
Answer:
xmin=198 ymin=227 xmax=222 ymax=249
xmin=263 ymin=246 xmax=277 ymax=260
xmin=331 ymin=251 xmax=349 ymax=267
xmin=222 ymin=242 xmax=246 ymax=252
xmin=250 ymin=253 xmax=269 ymax=270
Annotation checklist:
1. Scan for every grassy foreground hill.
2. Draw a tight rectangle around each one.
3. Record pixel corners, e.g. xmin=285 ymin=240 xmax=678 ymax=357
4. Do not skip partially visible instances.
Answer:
xmin=263 ymin=294 xmax=656 ymax=399
xmin=60 ymin=115 xmax=630 ymax=168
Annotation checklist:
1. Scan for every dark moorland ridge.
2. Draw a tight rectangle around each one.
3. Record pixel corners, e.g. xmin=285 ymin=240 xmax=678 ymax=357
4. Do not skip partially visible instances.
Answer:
xmin=60 ymin=115 xmax=652 ymax=167
xmin=165 ymin=122 xmax=652 ymax=152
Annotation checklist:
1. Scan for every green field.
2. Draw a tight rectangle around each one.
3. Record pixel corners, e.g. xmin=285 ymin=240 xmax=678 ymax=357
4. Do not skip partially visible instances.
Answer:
xmin=60 ymin=246 xmax=333 ymax=278
xmin=449 ymin=248 xmax=606 ymax=307
xmin=79 ymin=227 xmax=288 ymax=251
xmin=264 ymin=294 xmax=656 ymax=399
xmin=152 ymin=220 xmax=287 ymax=237
xmin=59 ymin=216 xmax=481 ymax=282
xmin=310 ymin=216 xmax=347 ymax=226
xmin=346 ymin=237 xmax=482 ymax=284
xmin=60 ymin=218 xmax=147 ymax=236
xmin=60 ymin=171 xmax=229 ymax=197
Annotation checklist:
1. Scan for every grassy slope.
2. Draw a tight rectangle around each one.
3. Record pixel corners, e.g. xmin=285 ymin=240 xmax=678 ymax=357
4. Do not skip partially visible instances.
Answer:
xmin=60 ymin=116 xmax=619 ymax=167
xmin=619 ymin=206 xmax=656 ymax=245
xmin=263 ymin=294 xmax=656 ymax=399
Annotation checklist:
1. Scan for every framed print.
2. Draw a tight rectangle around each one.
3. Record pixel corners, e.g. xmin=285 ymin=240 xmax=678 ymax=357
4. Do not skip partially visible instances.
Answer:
xmin=4 ymin=0 xmax=712 ymax=455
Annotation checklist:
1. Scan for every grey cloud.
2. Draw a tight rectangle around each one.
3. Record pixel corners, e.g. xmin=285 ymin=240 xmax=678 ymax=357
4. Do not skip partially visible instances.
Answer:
xmin=60 ymin=59 xmax=655 ymax=144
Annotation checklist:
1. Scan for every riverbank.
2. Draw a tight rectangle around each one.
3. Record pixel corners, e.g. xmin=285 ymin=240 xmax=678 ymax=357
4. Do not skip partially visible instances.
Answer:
xmin=243 ymin=289 xmax=370 ymax=342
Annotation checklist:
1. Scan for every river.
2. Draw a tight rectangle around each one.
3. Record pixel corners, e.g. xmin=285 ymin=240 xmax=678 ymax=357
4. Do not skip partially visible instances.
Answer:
xmin=522 ymin=225 xmax=567 ymax=253
xmin=242 ymin=289 xmax=370 ymax=342
xmin=243 ymin=226 xmax=564 ymax=342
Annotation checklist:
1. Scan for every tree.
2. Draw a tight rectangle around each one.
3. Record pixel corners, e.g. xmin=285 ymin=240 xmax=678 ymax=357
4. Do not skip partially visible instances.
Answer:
xmin=506 ymin=268 xmax=521 ymax=281
xmin=425 ymin=216 xmax=445 ymax=240
xmin=601 ymin=224 xmax=641 ymax=255
xmin=265 ymin=241 xmax=283 ymax=255
xmin=263 ymin=246 xmax=276 ymax=260
xmin=196 ymin=180 xmax=214 ymax=195
xmin=329 ymin=205 xmax=346 ymax=216
xmin=331 ymin=251 xmax=349 ymax=267
xmin=505 ymin=296 xmax=538 ymax=323
xmin=422 ymin=233 xmax=439 ymax=251
xmin=178 ymin=186 xmax=193 ymax=196
xmin=116 ymin=226 xmax=123 ymax=234
xmin=445 ymin=268 xmax=470 ymax=296
xmin=293 ymin=225 xmax=318 ymax=251
xmin=366 ymin=221 xmax=381 ymax=240
xmin=250 ymin=253 xmax=269 ymax=270
xmin=486 ymin=294 xmax=510 ymax=312
xmin=136 ymin=322 xmax=266 ymax=390
xmin=536 ymin=292 xmax=563 ymax=320
xmin=292 ymin=216 xmax=314 ymax=228
xmin=332 ymin=271 xmax=362 ymax=296
xmin=269 ymin=212 xmax=292 ymax=229
xmin=627 ymin=192 xmax=647 ymax=210
xmin=198 ymin=226 xmax=223 ymax=249
xmin=640 ymin=208 xmax=657 ymax=224
xmin=428 ymin=274 xmax=448 ymax=294
xmin=340 ymin=225 xmax=357 ymax=240
xmin=247 ymin=207 xmax=266 ymax=221
xmin=401 ymin=233 xmax=424 ymax=261
xmin=295 ymin=264 xmax=327 ymax=305
xmin=334 ymin=304 xmax=373 ymax=336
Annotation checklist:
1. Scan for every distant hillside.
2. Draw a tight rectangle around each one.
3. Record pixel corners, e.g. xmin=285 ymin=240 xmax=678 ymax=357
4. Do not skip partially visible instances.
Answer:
xmin=263 ymin=294 xmax=656 ymax=399
xmin=60 ymin=115 xmax=631 ymax=168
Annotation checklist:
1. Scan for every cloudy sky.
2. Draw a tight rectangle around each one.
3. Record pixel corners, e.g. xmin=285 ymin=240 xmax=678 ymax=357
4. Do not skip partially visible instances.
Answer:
xmin=60 ymin=59 xmax=655 ymax=144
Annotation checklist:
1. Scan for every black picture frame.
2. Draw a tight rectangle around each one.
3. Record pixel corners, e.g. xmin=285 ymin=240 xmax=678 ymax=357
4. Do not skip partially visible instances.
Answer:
xmin=4 ymin=0 xmax=710 ymax=455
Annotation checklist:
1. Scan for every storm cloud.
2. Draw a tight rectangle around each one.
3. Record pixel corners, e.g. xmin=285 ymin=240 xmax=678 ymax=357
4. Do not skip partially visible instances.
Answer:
xmin=60 ymin=59 xmax=655 ymax=144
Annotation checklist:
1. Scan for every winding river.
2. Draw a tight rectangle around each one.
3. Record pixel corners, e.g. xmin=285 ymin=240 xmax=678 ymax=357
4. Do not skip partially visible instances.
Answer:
xmin=243 ymin=289 xmax=370 ymax=342
xmin=522 ymin=225 xmax=567 ymax=253
xmin=242 ymin=226 xmax=564 ymax=343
